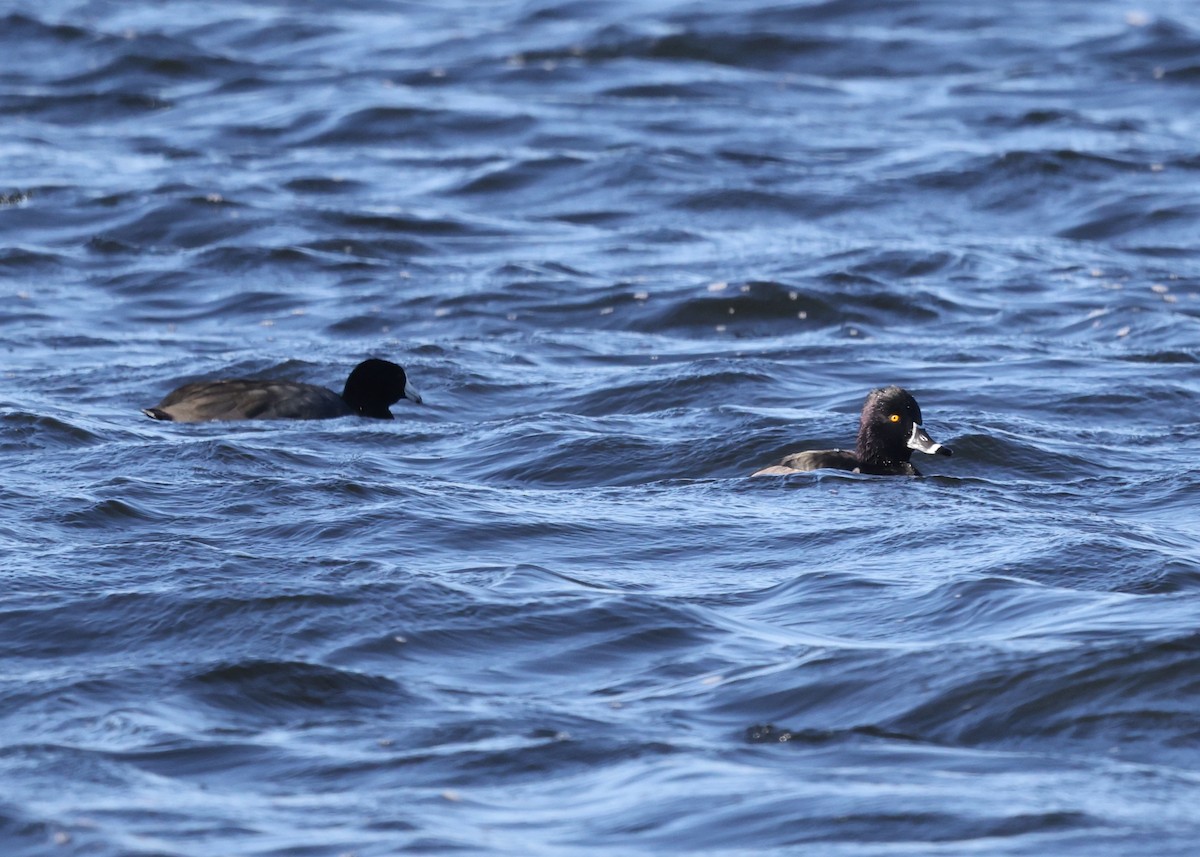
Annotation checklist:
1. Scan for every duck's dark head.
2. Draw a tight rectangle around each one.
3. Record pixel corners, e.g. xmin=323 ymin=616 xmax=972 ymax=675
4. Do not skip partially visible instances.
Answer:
xmin=342 ymin=358 xmax=422 ymax=419
xmin=855 ymin=386 xmax=951 ymax=472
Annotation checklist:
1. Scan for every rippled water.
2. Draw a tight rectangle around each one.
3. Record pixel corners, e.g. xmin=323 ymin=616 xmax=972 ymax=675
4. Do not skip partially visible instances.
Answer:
xmin=4 ymin=1 xmax=1200 ymax=854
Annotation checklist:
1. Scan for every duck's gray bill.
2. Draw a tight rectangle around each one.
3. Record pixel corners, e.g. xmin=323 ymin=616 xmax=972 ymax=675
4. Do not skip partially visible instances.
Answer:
xmin=405 ymin=380 xmax=423 ymax=404
xmin=908 ymin=423 xmax=951 ymax=457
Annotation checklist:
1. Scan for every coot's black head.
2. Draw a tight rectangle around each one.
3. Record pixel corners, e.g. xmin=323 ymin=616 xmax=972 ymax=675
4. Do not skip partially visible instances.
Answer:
xmin=342 ymin=358 xmax=422 ymax=419
xmin=855 ymin=386 xmax=951 ymax=472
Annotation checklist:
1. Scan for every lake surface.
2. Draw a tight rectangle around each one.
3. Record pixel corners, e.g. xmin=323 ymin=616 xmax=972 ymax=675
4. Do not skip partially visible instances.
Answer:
xmin=4 ymin=1 xmax=1200 ymax=854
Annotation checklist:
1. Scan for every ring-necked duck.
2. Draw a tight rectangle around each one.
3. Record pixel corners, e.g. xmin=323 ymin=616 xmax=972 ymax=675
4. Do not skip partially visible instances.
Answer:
xmin=142 ymin=358 xmax=421 ymax=422
xmin=752 ymin=386 xmax=951 ymax=477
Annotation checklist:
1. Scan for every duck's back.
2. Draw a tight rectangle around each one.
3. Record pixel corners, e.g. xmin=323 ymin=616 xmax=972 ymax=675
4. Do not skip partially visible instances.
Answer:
xmin=752 ymin=448 xmax=858 ymax=476
xmin=144 ymin=380 xmax=352 ymax=422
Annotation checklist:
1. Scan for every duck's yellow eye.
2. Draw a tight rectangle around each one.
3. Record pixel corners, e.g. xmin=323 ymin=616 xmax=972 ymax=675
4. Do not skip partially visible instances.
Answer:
xmin=889 ymin=414 xmax=900 ymax=423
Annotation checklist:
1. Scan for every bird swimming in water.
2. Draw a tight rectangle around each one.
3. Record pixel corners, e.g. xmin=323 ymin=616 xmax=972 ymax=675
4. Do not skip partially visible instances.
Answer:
xmin=142 ymin=358 xmax=421 ymax=422
xmin=752 ymin=386 xmax=951 ymax=477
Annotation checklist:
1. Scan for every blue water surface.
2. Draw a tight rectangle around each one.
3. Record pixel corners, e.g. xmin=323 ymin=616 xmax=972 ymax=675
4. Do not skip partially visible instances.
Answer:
xmin=3 ymin=1 xmax=1200 ymax=854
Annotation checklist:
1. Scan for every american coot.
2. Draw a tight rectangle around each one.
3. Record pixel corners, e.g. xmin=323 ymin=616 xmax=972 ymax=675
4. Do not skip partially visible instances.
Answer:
xmin=752 ymin=386 xmax=952 ymax=477
xmin=142 ymin=358 xmax=422 ymax=422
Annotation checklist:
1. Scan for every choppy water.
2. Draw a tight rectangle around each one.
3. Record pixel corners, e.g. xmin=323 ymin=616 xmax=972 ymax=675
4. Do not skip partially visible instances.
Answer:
xmin=4 ymin=1 xmax=1200 ymax=854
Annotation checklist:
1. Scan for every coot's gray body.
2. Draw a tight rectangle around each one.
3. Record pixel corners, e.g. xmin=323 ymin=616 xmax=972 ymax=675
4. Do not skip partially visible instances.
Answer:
xmin=143 ymin=358 xmax=421 ymax=423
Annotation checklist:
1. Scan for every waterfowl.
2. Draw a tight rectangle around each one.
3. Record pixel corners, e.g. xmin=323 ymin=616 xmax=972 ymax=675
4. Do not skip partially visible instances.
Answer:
xmin=752 ymin=386 xmax=951 ymax=477
xmin=143 ymin=358 xmax=421 ymax=422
